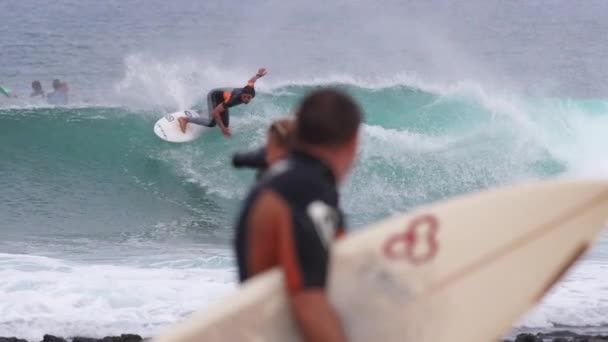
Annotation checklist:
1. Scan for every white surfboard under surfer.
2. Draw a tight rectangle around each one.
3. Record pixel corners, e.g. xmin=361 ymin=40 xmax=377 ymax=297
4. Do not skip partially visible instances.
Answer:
xmin=177 ymin=68 xmax=268 ymax=138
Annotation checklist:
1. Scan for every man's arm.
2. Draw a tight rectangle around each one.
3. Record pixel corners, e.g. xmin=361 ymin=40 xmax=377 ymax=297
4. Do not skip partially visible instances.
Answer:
xmin=289 ymin=291 xmax=346 ymax=342
xmin=212 ymin=103 xmax=231 ymax=137
xmin=248 ymin=190 xmax=346 ymax=341
xmin=270 ymin=194 xmax=346 ymax=342
xmin=247 ymin=68 xmax=268 ymax=86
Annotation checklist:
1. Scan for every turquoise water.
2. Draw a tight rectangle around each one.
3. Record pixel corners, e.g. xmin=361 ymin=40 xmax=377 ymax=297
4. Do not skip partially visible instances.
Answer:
xmin=2 ymin=80 xmax=608 ymax=339
xmin=5 ymin=83 xmax=600 ymax=241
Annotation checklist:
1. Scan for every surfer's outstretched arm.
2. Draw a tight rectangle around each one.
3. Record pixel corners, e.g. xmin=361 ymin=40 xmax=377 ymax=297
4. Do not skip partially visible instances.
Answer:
xmin=247 ymin=68 xmax=268 ymax=86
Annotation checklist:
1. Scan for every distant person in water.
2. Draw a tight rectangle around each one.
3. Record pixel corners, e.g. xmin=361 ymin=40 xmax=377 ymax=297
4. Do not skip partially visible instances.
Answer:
xmin=177 ymin=68 xmax=268 ymax=138
xmin=30 ymin=81 xmax=45 ymax=98
xmin=47 ymin=79 xmax=69 ymax=105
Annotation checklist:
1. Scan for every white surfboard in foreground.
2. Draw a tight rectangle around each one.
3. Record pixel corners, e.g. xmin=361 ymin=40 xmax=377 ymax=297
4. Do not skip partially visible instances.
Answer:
xmin=153 ymin=178 xmax=608 ymax=342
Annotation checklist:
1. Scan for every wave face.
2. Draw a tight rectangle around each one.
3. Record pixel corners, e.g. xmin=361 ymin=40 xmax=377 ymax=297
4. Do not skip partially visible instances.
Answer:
xmin=2 ymin=79 xmax=608 ymax=339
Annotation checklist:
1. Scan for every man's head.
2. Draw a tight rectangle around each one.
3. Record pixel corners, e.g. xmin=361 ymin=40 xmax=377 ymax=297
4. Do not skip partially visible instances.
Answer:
xmin=240 ymin=85 xmax=255 ymax=104
xmin=295 ymin=88 xmax=363 ymax=182
xmin=32 ymin=81 xmax=42 ymax=91
xmin=52 ymin=79 xmax=61 ymax=90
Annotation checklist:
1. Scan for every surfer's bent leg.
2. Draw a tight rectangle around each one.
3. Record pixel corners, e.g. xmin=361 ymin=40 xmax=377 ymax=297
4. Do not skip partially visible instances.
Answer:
xmin=177 ymin=112 xmax=213 ymax=132
xmin=177 ymin=91 xmax=220 ymax=132
xmin=185 ymin=113 xmax=214 ymax=126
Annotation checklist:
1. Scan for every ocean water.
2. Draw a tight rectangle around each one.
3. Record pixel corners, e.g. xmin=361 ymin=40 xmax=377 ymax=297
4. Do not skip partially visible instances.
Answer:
xmin=2 ymin=0 xmax=608 ymax=340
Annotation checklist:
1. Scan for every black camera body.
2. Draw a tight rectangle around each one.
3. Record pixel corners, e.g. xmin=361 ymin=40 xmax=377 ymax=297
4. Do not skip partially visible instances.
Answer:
xmin=232 ymin=147 xmax=268 ymax=170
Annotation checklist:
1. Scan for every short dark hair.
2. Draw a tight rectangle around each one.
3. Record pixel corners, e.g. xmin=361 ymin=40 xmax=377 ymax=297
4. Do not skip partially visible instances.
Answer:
xmin=242 ymin=85 xmax=255 ymax=97
xmin=295 ymin=88 xmax=362 ymax=146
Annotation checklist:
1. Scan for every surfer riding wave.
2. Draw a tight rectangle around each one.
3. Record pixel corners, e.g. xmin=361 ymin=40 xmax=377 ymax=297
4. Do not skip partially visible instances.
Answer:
xmin=178 ymin=68 xmax=267 ymax=138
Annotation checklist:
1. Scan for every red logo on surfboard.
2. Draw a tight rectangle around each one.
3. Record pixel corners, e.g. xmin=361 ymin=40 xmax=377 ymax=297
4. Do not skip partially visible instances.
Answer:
xmin=383 ymin=214 xmax=439 ymax=265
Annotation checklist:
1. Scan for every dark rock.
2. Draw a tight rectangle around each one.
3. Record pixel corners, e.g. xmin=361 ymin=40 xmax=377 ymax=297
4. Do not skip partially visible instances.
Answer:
xmin=119 ymin=334 xmax=142 ymax=342
xmin=0 ymin=338 xmax=28 ymax=342
xmin=71 ymin=335 xmax=143 ymax=342
xmin=515 ymin=333 xmax=542 ymax=342
xmin=552 ymin=331 xmax=583 ymax=337
xmin=0 ymin=334 xmax=145 ymax=342
xmin=504 ymin=330 xmax=608 ymax=342
xmin=42 ymin=335 xmax=67 ymax=342
xmin=71 ymin=338 xmax=99 ymax=342
xmin=101 ymin=338 xmax=119 ymax=342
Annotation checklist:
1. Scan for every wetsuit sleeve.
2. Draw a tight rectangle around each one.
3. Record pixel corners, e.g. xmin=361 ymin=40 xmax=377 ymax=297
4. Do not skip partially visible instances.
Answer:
xmin=278 ymin=203 xmax=332 ymax=294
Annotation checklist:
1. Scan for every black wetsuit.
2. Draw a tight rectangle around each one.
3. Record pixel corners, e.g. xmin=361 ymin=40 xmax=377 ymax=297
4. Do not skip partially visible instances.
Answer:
xmin=187 ymin=87 xmax=250 ymax=127
xmin=234 ymin=149 xmax=345 ymax=292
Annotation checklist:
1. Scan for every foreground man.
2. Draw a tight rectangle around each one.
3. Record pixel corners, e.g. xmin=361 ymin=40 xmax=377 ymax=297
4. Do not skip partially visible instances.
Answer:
xmin=234 ymin=88 xmax=363 ymax=341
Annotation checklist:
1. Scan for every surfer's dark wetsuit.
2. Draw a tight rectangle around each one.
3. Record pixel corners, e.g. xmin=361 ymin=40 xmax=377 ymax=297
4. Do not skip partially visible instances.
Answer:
xmin=186 ymin=86 xmax=254 ymax=127
xmin=234 ymin=149 xmax=345 ymax=293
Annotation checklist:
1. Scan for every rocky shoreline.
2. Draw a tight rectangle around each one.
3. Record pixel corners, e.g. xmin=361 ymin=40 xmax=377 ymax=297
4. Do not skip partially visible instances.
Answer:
xmin=506 ymin=331 xmax=608 ymax=342
xmin=2 ymin=331 xmax=608 ymax=342
xmin=0 ymin=335 xmax=147 ymax=342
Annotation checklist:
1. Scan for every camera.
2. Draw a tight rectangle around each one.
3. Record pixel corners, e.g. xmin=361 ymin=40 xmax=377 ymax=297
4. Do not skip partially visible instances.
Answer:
xmin=231 ymin=147 xmax=268 ymax=170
